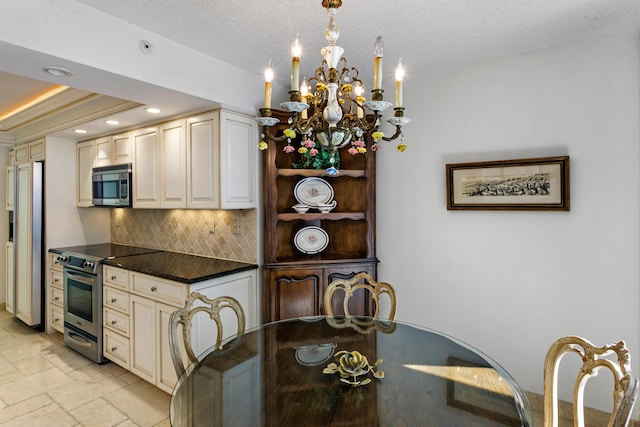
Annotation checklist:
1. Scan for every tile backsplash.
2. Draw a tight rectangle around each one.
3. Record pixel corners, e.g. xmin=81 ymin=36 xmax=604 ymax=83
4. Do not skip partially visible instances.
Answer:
xmin=110 ymin=209 xmax=257 ymax=263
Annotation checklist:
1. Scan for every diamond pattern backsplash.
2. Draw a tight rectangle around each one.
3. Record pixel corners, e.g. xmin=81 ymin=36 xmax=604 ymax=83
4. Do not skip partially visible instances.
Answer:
xmin=110 ymin=209 xmax=257 ymax=263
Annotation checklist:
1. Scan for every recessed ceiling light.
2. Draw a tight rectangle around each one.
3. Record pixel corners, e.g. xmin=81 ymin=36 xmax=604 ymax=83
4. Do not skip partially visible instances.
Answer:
xmin=44 ymin=66 xmax=73 ymax=77
xmin=74 ymin=129 xmax=87 ymax=134
xmin=146 ymin=107 xmax=161 ymax=114
xmin=106 ymin=120 xmax=119 ymax=125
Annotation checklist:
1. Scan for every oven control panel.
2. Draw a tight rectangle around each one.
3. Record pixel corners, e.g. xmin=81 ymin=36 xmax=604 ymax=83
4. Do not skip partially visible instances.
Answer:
xmin=57 ymin=254 xmax=100 ymax=274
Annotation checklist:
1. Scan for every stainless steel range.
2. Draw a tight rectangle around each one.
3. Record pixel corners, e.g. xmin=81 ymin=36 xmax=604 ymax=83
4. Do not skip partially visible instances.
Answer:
xmin=54 ymin=244 xmax=160 ymax=364
xmin=57 ymin=251 xmax=105 ymax=363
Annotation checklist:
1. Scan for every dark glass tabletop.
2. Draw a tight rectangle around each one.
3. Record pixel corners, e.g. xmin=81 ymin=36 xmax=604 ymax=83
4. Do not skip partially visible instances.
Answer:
xmin=170 ymin=317 xmax=533 ymax=427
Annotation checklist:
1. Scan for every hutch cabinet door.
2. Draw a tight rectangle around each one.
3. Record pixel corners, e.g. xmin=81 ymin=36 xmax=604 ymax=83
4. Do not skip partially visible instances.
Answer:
xmin=264 ymin=268 xmax=323 ymax=322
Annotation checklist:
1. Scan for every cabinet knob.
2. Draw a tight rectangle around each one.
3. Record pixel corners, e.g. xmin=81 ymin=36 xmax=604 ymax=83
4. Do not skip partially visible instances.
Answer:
xmin=110 ymin=275 xmax=117 ymax=280
xmin=54 ymin=278 xmax=60 ymax=283
xmin=54 ymin=318 xmax=60 ymax=322
xmin=111 ymin=346 xmax=117 ymax=352
xmin=150 ymin=286 xmax=157 ymax=292
xmin=111 ymin=320 xmax=117 ymax=325
xmin=54 ymin=297 xmax=60 ymax=301
xmin=111 ymin=298 xmax=117 ymax=303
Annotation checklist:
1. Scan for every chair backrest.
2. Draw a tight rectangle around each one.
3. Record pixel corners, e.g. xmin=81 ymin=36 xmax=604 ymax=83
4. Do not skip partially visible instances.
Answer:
xmin=168 ymin=292 xmax=245 ymax=378
xmin=543 ymin=336 xmax=639 ymax=427
xmin=323 ymin=272 xmax=397 ymax=321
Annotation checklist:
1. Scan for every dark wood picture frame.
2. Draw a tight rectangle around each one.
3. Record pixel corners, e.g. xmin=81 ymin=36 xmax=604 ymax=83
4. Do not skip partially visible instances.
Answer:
xmin=446 ymin=156 xmax=570 ymax=211
xmin=446 ymin=357 xmax=522 ymax=426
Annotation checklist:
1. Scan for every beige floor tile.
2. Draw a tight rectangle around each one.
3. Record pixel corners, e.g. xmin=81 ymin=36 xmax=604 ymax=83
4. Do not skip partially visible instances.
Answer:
xmin=11 ymin=355 xmax=55 ymax=376
xmin=0 ymin=402 xmax=77 ymax=427
xmin=0 ymin=370 xmax=23 ymax=387
xmin=68 ymin=397 xmax=128 ymax=427
xmin=104 ymin=380 xmax=170 ymax=427
xmin=115 ymin=420 xmax=140 ymax=427
xmin=0 ymin=368 xmax=74 ymax=405
xmin=49 ymin=369 xmax=127 ymax=411
xmin=0 ymin=394 xmax=55 ymax=423
xmin=42 ymin=347 xmax=94 ymax=373
xmin=0 ymin=340 xmax=59 ymax=363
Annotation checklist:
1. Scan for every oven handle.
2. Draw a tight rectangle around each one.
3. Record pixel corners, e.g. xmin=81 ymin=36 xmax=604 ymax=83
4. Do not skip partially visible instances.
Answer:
xmin=66 ymin=331 xmax=93 ymax=348
xmin=65 ymin=271 xmax=96 ymax=287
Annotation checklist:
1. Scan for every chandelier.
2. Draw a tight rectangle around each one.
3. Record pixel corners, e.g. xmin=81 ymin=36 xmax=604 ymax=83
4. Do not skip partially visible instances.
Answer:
xmin=256 ymin=0 xmax=411 ymax=175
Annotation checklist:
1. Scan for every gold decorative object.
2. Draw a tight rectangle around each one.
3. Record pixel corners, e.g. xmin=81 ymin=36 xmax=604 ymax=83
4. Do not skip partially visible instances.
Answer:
xmin=323 ymin=350 xmax=384 ymax=387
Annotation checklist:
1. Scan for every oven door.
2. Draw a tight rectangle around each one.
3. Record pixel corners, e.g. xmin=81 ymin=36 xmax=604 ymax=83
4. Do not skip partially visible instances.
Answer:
xmin=63 ymin=268 xmax=100 ymax=337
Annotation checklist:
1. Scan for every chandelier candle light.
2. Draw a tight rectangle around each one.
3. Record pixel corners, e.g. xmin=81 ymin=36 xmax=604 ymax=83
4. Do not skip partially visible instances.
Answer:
xmin=256 ymin=0 xmax=411 ymax=175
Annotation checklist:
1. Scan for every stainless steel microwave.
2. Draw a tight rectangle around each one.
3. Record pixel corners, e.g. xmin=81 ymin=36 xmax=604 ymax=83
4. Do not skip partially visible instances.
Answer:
xmin=92 ymin=164 xmax=132 ymax=207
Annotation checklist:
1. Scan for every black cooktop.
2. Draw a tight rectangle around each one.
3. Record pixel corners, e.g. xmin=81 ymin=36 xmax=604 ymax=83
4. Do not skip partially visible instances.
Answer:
xmin=49 ymin=243 xmax=160 ymax=260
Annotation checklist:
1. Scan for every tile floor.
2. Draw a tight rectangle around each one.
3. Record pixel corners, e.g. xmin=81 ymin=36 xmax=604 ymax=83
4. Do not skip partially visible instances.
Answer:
xmin=0 ymin=310 xmax=170 ymax=427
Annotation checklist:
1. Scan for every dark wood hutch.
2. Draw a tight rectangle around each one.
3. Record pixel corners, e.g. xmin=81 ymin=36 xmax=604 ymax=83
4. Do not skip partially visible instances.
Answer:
xmin=261 ymin=109 xmax=379 ymax=322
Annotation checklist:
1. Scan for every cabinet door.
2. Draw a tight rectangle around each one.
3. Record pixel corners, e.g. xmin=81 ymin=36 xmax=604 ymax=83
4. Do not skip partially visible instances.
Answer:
xmin=219 ymin=111 xmax=256 ymax=209
xmin=112 ymin=132 xmax=132 ymax=165
xmin=159 ymin=119 xmax=186 ymax=208
xmin=15 ymin=163 xmax=35 ymax=325
xmin=5 ymin=242 xmax=14 ymax=315
xmin=130 ymin=294 xmax=157 ymax=384
xmin=94 ymin=136 xmax=112 ymax=167
xmin=28 ymin=139 xmax=45 ymax=161
xmin=325 ymin=266 xmax=377 ymax=317
xmin=264 ymin=268 xmax=322 ymax=322
xmin=6 ymin=166 xmax=14 ymax=211
xmin=186 ymin=112 xmax=220 ymax=209
xmin=76 ymin=140 xmax=95 ymax=207
xmin=132 ymin=127 xmax=161 ymax=208
xmin=157 ymin=301 xmax=181 ymax=393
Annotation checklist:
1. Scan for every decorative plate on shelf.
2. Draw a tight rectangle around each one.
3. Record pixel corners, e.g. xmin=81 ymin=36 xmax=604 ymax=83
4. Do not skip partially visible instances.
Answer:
xmin=294 ymin=226 xmax=329 ymax=254
xmin=294 ymin=177 xmax=334 ymax=207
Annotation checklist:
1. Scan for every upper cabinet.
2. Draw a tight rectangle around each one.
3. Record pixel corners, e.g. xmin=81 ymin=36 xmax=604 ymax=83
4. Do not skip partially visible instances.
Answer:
xmin=14 ymin=139 xmax=45 ymax=164
xmin=76 ymin=140 xmax=95 ymax=207
xmin=95 ymin=133 xmax=132 ymax=168
xmin=77 ymin=109 xmax=257 ymax=210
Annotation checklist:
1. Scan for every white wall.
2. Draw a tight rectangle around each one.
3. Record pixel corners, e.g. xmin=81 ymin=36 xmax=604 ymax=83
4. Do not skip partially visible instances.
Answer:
xmin=45 ymin=136 xmax=110 ymax=248
xmin=377 ymin=31 xmax=640 ymax=412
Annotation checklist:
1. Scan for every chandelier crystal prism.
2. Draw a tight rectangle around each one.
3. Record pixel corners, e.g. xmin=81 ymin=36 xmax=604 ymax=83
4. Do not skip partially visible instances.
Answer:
xmin=256 ymin=0 xmax=411 ymax=175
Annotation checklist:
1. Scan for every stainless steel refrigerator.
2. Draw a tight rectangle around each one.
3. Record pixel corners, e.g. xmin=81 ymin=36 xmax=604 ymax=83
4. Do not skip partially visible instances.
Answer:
xmin=10 ymin=161 xmax=44 ymax=328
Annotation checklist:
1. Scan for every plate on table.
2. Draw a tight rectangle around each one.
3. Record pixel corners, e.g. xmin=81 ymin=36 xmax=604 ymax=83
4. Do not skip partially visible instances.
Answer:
xmin=294 ymin=226 xmax=329 ymax=254
xmin=294 ymin=177 xmax=334 ymax=207
xmin=295 ymin=343 xmax=337 ymax=366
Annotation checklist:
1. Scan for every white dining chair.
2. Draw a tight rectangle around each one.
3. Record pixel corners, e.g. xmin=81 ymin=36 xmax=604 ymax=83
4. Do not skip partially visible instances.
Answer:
xmin=543 ymin=336 xmax=639 ymax=427
xmin=168 ymin=292 xmax=245 ymax=378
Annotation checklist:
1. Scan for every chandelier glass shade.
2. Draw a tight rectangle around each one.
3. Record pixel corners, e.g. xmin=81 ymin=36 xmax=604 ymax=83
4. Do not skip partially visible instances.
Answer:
xmin=256 ymin=0 xmax=411 ymax=174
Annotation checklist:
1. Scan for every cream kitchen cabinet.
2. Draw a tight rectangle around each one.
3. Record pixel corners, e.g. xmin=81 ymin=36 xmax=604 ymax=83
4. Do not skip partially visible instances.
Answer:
xmin=6 ymin=166 xmax=14 ymax=210
xmin=132 ymin=126 xmax=161 ymax=208
xmin=95 ymin=132 xmax=132 ymax=167
xmin=14 ymin=139 xmax=45 ymax=164
xmin=186 ymin=110 xmax=257 ymax=209
xmin=102 ymin=265 xmax=257 ymax=394
xmin=76 ymin=140 xmax=95 ymax=207
xmin=159 ymin=119 xmax=187 ymax=208
xmin=132 ymin=120 xmax=187 ymax=209
xmin=48 ymin=253 xmax=64 ymax=333
xmin=5 ymin=241 xmax=14 ymax=315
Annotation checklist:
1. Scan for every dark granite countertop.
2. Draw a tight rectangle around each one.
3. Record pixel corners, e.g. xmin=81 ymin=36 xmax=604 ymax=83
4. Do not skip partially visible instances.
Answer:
xmin=101 ymin=251 xmax=258 ymax=284
xmin=48 ymin=243 xmax=160 ymax=259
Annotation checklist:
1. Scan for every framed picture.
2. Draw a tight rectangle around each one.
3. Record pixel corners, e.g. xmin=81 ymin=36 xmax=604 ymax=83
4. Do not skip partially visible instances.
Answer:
xmin=446 ymin=156 xmax=570 ymax=211
xmin=446 ymin=357 xmax=521 ymax=426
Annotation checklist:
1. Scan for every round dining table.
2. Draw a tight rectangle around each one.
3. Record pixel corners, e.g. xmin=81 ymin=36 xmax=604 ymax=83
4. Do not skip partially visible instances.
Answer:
xmin=170 ymin=316 xmax=533 ymax=427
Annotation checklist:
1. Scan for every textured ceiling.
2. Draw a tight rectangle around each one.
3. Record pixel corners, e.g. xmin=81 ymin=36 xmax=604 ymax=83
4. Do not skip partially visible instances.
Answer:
xmin=76 ymin=0 xmax=640 ymax=85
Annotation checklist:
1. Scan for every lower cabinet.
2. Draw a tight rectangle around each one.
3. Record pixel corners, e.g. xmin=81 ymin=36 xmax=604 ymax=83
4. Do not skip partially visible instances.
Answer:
xmin=263 ymin=261 xmax=377 ymax=322
xmin=103 ymin=266 xmax=258 ymax=394
xmin=48 ymin=253 xmax=64 ymax=333
xmin=5 ymin=241 xmax=13 ymax=315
